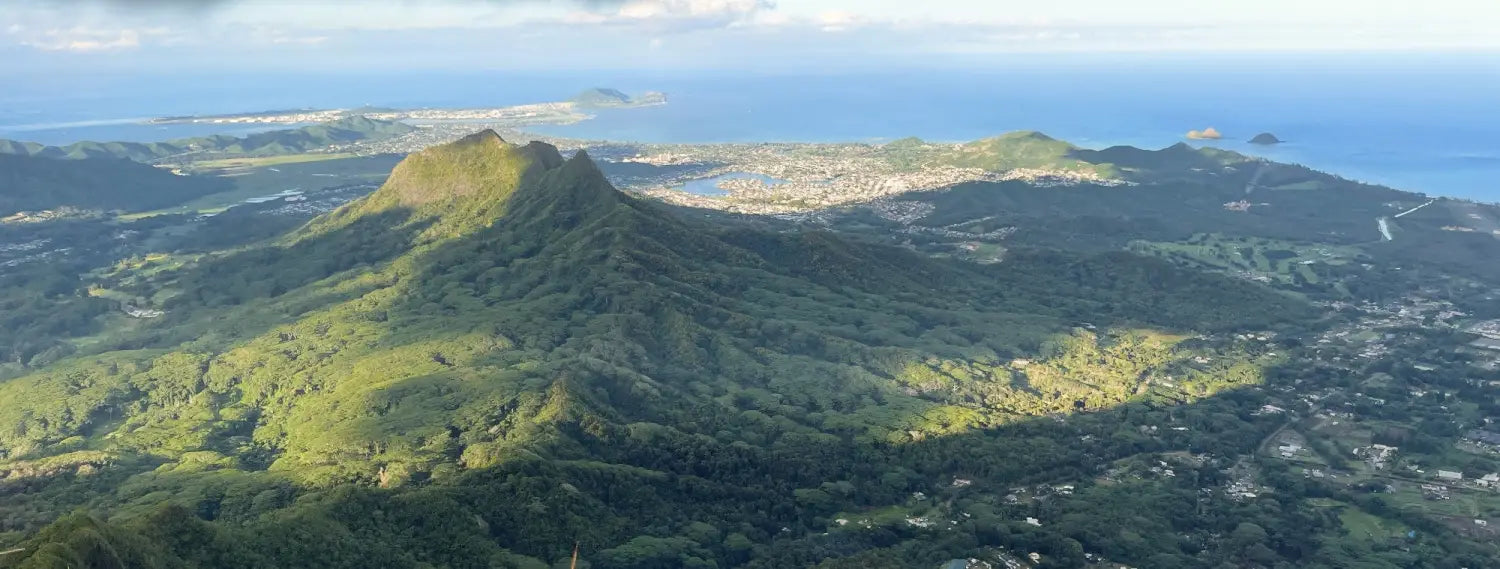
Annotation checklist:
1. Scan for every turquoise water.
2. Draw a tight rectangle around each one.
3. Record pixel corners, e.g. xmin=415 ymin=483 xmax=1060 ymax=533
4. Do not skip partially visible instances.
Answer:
xmin=679 ymin=172 xmax=787 ymax=196
xmin=3 ymin=58 xmax=1498 ymax=201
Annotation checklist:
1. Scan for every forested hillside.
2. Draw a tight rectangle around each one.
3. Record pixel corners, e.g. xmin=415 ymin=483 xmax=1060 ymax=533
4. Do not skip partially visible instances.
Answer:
xmin=0 ymin=131 xmax=1416 ymax=569
xmin=0 ymin=153 xmax=229 ymax=216
xmin=0 ymin=117 xmax=414 ymax=163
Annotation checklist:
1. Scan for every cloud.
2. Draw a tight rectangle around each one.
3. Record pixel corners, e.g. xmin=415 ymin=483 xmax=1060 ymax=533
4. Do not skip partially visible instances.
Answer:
xmin=17 ymin=26 xmax=159 ymax=51
xmin=8 ymin=0 xmax=1497 ymax=66
xmin=33 ymin=0 xmax=629 ymax=10
xmin=569 ymin=0 xmax=773 ymax=32
xmin=265 ymin=34 xmax=329 ymax=45
xmin=5 ymin=0 xmax=774 ymax=38
xmin=816 ymin=10 xmax=863 ymax=32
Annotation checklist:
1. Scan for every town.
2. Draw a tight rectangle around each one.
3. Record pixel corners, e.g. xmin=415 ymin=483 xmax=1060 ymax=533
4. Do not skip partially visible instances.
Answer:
xmin=149 ymin=101 xmax=591 ymax=127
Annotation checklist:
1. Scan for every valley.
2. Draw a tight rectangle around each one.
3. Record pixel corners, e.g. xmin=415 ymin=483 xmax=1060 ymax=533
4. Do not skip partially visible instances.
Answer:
xmin=0 ymin=120 xmax=1498 ymax=569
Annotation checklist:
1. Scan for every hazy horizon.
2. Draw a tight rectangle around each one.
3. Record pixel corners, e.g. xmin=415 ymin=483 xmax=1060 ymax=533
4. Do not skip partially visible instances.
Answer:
xmin=5 ymin=0 xmax=1500 ymax=74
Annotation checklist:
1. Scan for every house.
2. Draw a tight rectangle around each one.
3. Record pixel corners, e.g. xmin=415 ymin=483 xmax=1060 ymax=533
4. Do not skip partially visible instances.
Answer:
xmin=1480 ymin=473 xmax=1500 ymax=487
xmin=1256 ymin=405 xmax=1286 ymax=415
xmin=1437 ymin=470 xmax=1463 ymax=481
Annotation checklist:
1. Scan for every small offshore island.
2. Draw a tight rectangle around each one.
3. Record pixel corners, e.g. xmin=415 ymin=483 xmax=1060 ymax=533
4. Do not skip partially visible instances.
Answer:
xmin=1250 ymin=132 xmax=1284 ymax=145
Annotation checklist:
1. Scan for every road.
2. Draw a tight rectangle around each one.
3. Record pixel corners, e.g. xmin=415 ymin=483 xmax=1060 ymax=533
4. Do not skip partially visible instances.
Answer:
xmin=1394 ymin=199 xmax=1437 ymax=218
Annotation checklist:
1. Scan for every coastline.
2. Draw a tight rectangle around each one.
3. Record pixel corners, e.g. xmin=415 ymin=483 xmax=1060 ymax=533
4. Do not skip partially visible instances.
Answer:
xmin=143 ymin=101 xmax=591 ymax=127
xmin=4 ymin=103 xmax=1496 ymax=205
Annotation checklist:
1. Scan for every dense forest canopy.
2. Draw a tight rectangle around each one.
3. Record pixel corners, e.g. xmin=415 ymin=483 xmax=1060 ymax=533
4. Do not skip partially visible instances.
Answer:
xmin=0 ymin=154 xmax=230 ymax=216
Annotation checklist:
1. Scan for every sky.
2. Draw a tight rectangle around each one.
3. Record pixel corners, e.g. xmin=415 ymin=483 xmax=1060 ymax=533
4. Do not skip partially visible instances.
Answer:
xmin=3 ymin=0 xmax=1500 ymax=73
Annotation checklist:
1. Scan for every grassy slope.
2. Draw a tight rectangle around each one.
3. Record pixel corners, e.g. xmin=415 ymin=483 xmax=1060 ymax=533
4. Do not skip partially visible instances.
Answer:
xmin=936 ymin=131 xmax=1118 ymax=176
xmin=879 ymin=132 xmax=1270 ymax=181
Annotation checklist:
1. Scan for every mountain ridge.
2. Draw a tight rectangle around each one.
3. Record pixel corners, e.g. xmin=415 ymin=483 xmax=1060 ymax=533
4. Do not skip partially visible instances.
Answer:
xmin=571 ymin=88 xmax=668 ymax=109
xmin=0 ymin=153 xmax=230 ymax=216
xmin=310 ymin=130 xmax=621 ymax=245
xmin=0 ymin=116 xmax=414 ymax=163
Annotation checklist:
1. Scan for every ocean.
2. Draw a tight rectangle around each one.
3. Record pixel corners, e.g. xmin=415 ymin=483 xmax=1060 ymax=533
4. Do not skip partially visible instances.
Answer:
xmin=3 ymin=58 xmax=1497 ymax=202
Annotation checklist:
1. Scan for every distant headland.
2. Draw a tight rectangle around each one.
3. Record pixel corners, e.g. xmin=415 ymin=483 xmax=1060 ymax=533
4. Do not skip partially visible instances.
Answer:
xmin=143 ymin=88 xmax=667 ymax=127
xmin=571 ymin=88 xmax=669 ymax=109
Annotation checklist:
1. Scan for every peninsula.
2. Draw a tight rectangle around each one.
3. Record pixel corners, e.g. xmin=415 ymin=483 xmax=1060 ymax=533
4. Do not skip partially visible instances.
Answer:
xmin=145 ymin=88 xmax=665 ymax=126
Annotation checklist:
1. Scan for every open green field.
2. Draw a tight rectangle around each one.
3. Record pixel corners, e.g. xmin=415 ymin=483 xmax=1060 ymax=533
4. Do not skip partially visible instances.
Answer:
xmin=1308 ymin=498 xmax=1410 ymax=541
xmin=1384 ymin=484 xmax=1500 ymax=519
xmin=1128 ymin=233 xmax=1361 ymax=285
xmin=187 ymin=152 xmax=359 ymax=174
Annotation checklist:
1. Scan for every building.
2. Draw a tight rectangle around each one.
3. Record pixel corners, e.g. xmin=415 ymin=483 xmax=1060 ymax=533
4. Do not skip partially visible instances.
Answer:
xmin=1437 ymin=470 xmax=1463 ymax=481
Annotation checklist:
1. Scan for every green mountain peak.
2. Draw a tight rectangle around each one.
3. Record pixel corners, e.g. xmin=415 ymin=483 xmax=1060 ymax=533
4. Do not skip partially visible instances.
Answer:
xmin=315 ymin=132 xmax=616 ymax=243
xmin=451 ymin=128 xmax=507 ymax=148
xmin=993 ymin=130 xmax=1058 ymax=142
xmin=362 ymin=131 xmax=555 ymax=207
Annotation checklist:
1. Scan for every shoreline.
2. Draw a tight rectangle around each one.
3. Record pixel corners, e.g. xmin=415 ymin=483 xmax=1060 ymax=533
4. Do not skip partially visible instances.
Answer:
xmin=143 ymin=101 xmax=590 ymax=127
xmin=4 ymin=106 xmax=1496 ymax=206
